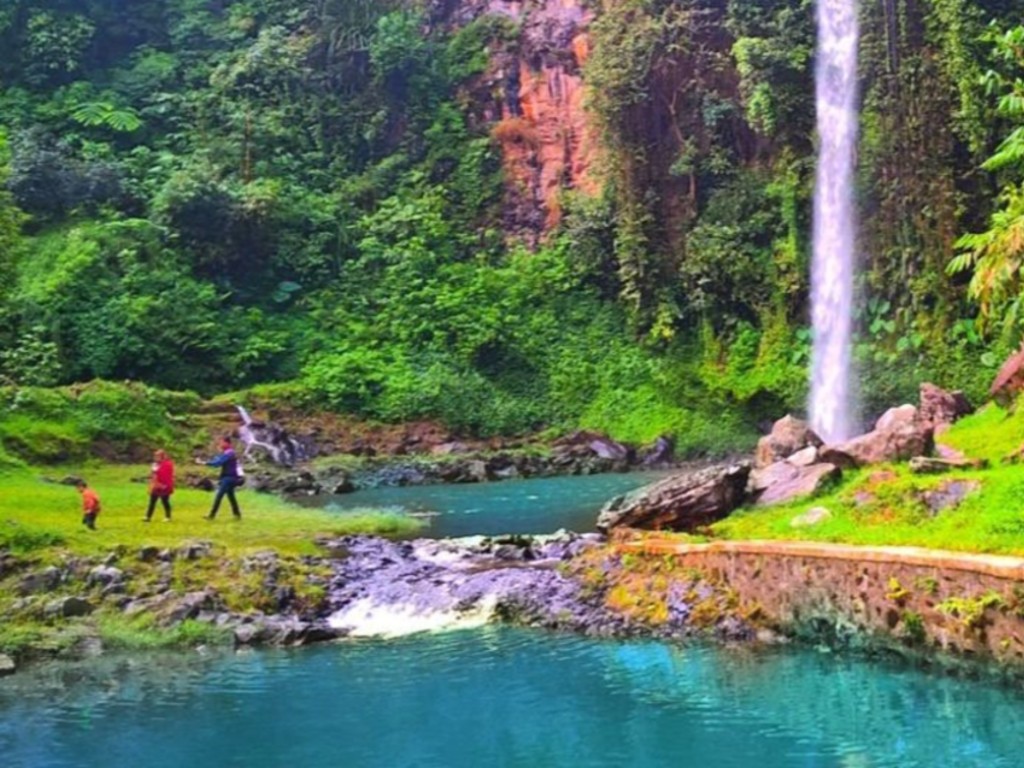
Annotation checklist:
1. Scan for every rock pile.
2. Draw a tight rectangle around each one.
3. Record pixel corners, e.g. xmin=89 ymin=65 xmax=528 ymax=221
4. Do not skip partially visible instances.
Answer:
xmin=598 ymin=382 xmax=976 ymax=533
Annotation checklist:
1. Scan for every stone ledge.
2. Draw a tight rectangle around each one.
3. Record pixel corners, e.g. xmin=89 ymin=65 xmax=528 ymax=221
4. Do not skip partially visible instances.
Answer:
xmin=622 ymin=537 xmax=1024 ymax=581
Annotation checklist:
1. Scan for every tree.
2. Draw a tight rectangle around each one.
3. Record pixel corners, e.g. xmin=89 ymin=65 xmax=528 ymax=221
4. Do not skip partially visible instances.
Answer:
xmin=948 ymin=25 xmax=1024 ymax=322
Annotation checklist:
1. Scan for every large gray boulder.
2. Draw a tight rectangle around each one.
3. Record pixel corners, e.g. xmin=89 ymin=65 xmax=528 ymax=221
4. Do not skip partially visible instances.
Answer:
xmin=749 ymin=461 xmax=840 ymax=506
xmin=820 ymin=405 xmax=934 ymax=468
xmin=0 ymin=654 xmax=15 ymax=677
xmin=755 ymin=415 xmax=822 ymax=468
xmin=596 ymin=462 xmax=751 ymax=532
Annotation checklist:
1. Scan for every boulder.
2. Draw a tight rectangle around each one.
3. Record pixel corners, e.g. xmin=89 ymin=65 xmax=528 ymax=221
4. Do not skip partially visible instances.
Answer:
xmin=45 ymin=596 xmax=94 ymax=618
xmin=821 ymin=416 xmax=933 ymax=468
xmin=87 ymin=566 xmax=124 ymax=587
xmin=918 ymin=383 xmax=973 ymax=428
xmin=0 ymin=654 xmax=15 ymax=676
xmin=874 ymin=404 xmax=918 ymax=432
xmin=791 ymin=506 xmax=832 ymax=528
xmin=909 ymin=456 xmax=988 ymax=474
xmin=162 ymin=591 xmax=216 ymax=625
xmin=990 ymin=348 xmax=1024 ymax=407
xmin=755 ymin=415 xmax=822 ymax=468
xmin=18 ymin=566 xmax=62 ymax=595
xmin=596 ymin=462 xmax=751 ymax=532
xmin=921 ymin=480 xmax=979 ymax=515
xmin=786 ymin=446 xmax=819 ymax=467
xmin=641 ymin=435 xmax=675 ymax=466
xmin=589 ymin=437 xmax=630 ymax=461
xmin=751 ymin=462 xmax=840 ymax=507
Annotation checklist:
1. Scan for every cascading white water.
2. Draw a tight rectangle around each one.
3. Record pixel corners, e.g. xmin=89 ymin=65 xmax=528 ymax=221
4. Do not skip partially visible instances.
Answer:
xmin=810 ymin=0 xmax=860 ymax=443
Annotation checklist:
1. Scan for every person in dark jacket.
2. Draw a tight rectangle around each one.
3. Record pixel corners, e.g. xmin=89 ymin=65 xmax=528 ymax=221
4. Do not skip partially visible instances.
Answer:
xmin=144 ymin=449 xmax=175 ymax=522
xmin=197 ymin=436 xmax=243 ymax=520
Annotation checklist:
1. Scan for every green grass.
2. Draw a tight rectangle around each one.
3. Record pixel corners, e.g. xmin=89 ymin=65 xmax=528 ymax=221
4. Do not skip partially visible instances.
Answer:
xmin=96 ymin=614 xmax=231 ymax=650
xmin=712 ymin=405 xmax=1024 ymax=555
xmin=940 ymin=402 xmax=1024 ymax=465
xmin=0 ymin=463 xmax=423 ymax=559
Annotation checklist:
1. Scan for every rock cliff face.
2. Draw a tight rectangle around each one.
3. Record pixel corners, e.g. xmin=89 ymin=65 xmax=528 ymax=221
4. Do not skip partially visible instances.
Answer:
xmin=440 ymin=0 xmax=598 ymax=245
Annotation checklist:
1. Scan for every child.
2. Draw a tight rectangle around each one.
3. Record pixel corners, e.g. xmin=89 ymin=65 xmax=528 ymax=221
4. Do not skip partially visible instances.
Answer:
xmin=76 ymin=480 xmax=100 ymax=530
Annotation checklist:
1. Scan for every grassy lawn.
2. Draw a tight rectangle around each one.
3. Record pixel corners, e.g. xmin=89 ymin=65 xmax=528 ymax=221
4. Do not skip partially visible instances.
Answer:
xmin=712 ymin=403 xmax=1024 ymax=556
xmin=0 ymin=463 xmax=422 ymax=559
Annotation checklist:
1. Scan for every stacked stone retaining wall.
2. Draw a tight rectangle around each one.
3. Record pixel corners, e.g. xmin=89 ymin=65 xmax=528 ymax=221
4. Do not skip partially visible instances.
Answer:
xmin=624 ymin=538 xmax=1024 ymax=671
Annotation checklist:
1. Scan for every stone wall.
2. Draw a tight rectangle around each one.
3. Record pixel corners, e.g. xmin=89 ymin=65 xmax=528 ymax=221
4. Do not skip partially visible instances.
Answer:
xmin=623 ymin=538 xmax=1024 ymax=673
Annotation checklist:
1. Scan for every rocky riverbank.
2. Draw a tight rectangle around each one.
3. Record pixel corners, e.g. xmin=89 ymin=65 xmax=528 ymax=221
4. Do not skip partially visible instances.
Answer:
xmin=241 ymin=432 xmax=685 ymax=497
xmin=0 ymin=530 xmax=753 ymax=676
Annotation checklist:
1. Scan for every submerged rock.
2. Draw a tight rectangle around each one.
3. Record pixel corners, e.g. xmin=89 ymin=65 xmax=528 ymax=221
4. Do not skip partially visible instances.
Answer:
xmin=596 ymin=462 xmax=751 ymax=532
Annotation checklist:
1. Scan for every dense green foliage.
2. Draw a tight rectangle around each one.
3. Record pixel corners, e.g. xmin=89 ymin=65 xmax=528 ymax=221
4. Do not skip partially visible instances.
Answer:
xmin=0 ymin=1 xmax=1022 ymax=449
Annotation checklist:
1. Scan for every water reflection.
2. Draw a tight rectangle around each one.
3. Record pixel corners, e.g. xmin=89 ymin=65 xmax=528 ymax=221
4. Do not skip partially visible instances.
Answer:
xmin=3 ymin=630 xmax=1024 ymax=767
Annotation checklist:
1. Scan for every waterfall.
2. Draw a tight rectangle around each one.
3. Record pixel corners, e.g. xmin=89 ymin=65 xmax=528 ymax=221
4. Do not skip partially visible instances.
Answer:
xmin=810 ymin=0 xmax=860 ymax=443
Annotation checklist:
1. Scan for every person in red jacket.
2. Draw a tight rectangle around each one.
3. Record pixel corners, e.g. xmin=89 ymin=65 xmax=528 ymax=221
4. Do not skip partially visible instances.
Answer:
xmin=76 ymin=480 xmax=100 ymax=530
xmin=144 ymin=449 xmax=175 ymax=522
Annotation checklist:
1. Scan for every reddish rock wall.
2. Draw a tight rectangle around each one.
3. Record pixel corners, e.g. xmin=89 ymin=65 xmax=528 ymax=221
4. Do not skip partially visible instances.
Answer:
xmin=449 ymin=0 xmax=598 ymax=245
xmin=624 ymin=538 xmax=1024 ymax=673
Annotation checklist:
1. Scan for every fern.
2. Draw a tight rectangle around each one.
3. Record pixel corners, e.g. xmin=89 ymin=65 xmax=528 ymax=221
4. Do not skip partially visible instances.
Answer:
xmin=70 ymin=101 xmax=142 ymax=132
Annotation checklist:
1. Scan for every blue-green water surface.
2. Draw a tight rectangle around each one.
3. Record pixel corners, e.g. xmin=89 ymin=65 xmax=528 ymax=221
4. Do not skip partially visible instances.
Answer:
xmin=314 ymin=471 xmax=668 ymax=537
xmin=3 ymin=627 xmax=1024 ymax=767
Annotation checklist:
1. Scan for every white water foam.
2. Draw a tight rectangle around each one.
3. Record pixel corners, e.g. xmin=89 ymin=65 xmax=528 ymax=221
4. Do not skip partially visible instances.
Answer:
xmin=810 ymin=0 xmax=860 ymax=442
xmin=328 ymin=595 xmax=498 ymax=638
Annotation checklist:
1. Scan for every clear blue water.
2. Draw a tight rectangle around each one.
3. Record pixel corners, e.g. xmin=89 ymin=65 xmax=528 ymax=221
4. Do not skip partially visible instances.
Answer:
xmin=3 ymin=628 xmax=1024 ymax=767
xmin=313 ymin=471 xmax=668 ymax=537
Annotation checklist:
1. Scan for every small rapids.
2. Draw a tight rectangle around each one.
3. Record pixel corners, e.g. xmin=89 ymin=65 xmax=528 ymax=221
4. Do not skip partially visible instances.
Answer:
xmin=324 ymin=533 xmax=631 ymax=639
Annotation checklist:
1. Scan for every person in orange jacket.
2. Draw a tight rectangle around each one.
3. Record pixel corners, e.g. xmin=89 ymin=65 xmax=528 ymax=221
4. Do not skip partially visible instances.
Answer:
xmin=76 ymin=480 xmax=100 ymax=530
xmin=144 ymin=449 xmax=175 ymax=522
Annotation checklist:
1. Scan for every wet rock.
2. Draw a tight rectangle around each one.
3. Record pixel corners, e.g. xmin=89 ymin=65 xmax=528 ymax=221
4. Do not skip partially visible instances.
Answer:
xmin=0 ymin=654 xmax=15 ymax=676
xmin=45 ymin=596 xmax=94 ymax=618
xmin=909 ymin=456 xmax=988 ymax=474
xmin=234 ymin=621 xmax=271 ymax=646
xmin=18 ymin=566 xmax=62 ymax=595
xmin=589 ymin=437 xmax=630 ymax=461
xmin=918 ymin=383 xmax=972 ymax=428
xmin=750 ymin=462 xmax=840 ymax=506
xmin=138 ymin=546 xmax=160 ymax=563
xmin=755 ymin=415 xmax=822 ymax=468
xmin=791 ymin=506 xmax=832 ymax=528
xmin=596 ymin=462 xmax=751 ymax=532
xmin=328 ymin=476 xmax=355 ymax=494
